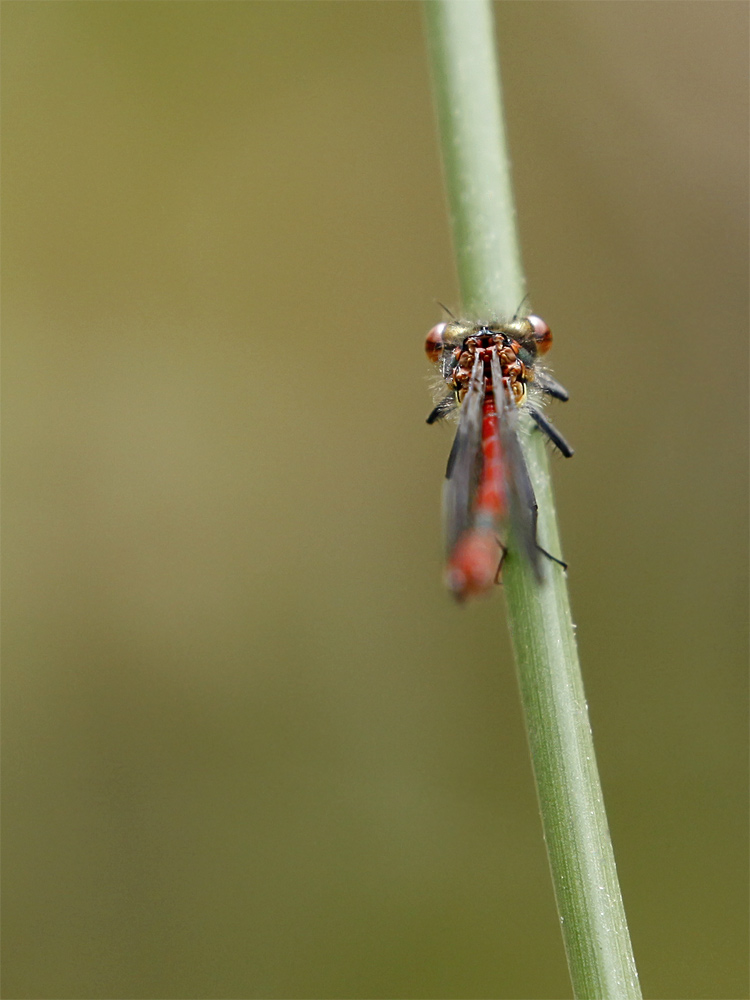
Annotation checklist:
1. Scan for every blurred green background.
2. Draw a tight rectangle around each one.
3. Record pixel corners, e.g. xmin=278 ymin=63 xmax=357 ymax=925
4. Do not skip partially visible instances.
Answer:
xmin=2 ymin=3 xmax=747 ymax=998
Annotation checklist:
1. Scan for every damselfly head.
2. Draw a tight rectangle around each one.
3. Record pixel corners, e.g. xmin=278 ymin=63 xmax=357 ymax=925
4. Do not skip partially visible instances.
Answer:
xmin=426 ymin=318 xmax=537 ymax=410
xmin=425 ymin=315 xmax=552 ymax=362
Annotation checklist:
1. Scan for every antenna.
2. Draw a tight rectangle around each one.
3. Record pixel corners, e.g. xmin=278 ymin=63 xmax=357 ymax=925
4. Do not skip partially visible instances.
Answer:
xmin=436 ymin=300 xmax=457 ymax=320
xmin=512 ymin=293 xmax=531 ymax=320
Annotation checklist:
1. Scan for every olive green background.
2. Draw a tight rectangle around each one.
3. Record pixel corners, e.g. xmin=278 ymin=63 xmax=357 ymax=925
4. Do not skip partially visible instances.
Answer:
xmin=2 ymin=3 xmax=748 ymax=998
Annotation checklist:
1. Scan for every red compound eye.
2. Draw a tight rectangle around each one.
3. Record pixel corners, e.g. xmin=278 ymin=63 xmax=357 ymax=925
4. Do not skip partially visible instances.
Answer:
xmin=425 ymin=322 xmax=447 ymax=362
xmin=527 ymin=315 xmax=552 ymax=355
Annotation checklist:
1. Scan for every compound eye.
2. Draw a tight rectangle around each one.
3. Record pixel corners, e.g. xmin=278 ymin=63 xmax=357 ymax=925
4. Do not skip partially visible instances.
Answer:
xmin=527 ymin=315 xmax=552 ymax=355
xmin=425 ymin=322 xmax=447 ymax=362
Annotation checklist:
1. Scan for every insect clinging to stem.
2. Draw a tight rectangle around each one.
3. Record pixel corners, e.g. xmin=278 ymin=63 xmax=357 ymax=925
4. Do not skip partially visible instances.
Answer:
xmin=425 ymin=310 xmax=573 ymax=601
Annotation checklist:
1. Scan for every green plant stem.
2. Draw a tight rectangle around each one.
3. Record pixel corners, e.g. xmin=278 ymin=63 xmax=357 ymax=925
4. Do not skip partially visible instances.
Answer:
xmin=424 ymin=3 xmax=641 ymax=998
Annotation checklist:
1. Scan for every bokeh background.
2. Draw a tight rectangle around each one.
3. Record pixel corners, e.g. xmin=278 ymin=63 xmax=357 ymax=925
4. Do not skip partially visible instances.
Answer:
xmin=3 ymin=3 xmax=748 ymax=998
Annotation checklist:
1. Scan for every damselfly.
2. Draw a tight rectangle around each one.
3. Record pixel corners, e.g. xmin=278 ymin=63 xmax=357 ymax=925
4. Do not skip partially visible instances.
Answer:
xmin=425 ymin=313 xmax=573 ymax=601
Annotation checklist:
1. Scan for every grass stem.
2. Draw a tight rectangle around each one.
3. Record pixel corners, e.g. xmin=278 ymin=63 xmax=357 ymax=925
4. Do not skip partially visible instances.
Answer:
xmin=424 ymin=4 xmax=642 ymax=997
